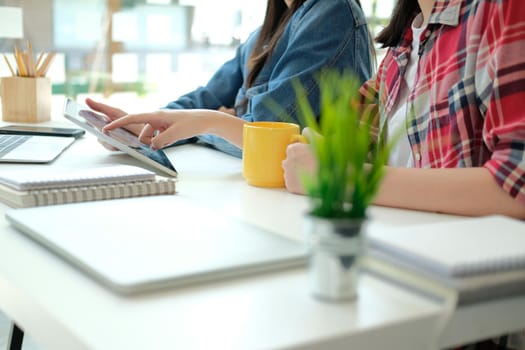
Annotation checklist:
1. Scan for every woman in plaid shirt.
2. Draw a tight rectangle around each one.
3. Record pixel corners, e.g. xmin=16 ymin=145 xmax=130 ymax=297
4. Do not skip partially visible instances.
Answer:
xmin=284 ymin=0 xmax=525 ymax=219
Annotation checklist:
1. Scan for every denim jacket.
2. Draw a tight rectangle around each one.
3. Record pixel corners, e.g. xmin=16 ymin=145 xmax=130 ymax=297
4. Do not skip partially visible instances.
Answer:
xmin=166 ymin=0 xmax=372 ymax=157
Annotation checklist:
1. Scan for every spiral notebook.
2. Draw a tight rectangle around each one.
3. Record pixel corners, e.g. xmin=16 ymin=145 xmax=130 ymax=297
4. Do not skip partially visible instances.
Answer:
xmin=362 ymin=216 xmax=525 ymax=304
xmin=0 ymin=164 xmax=176 ymax=208
xmin=366 ymin=215 xmax=525 ymax=277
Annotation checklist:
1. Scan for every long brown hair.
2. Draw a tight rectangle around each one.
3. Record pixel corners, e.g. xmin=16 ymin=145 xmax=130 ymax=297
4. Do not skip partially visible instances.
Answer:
xmin=246 ymin=0 xmax=307 ymax=87
xmin=247 ymin=0 xmax=370 ymax=87
xmin=375 ymin=0 xmax=420 ymax=48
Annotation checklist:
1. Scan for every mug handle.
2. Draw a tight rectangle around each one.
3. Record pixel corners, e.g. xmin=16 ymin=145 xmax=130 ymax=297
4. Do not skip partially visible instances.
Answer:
xmin=289 ymin=134 xmax=308 ymax=144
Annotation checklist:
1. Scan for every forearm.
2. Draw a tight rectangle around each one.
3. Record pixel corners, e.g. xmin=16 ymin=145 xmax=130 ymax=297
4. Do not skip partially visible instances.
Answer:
xmin=374 ymin=167 xmax=525 ymax=219
xmin=200 ymin=110 xmax=245 ymax=148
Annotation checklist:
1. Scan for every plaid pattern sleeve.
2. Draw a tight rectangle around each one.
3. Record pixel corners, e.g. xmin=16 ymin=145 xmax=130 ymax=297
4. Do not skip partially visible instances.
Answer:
xmin=477 ymin=0 xmax=525 ymax=205
xmin=360 ymin=0 xmax=525 ymax=205
xmin=358 ymin=74 xmax=381 ymax=141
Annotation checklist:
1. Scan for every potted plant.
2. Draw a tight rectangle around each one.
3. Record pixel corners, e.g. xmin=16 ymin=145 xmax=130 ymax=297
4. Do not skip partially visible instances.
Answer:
xmin=293 ymin=70 xmax=392 ymax=301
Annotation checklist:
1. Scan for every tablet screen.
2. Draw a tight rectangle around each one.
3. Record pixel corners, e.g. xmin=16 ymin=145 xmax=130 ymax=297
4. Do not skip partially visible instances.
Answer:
xmin=63 ymin=99 xmax=177 ymax=177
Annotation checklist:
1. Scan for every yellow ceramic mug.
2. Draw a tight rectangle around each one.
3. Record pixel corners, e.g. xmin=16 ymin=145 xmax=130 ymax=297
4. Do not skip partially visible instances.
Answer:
xmin=242 ymin=121 xmax=306 ymax=188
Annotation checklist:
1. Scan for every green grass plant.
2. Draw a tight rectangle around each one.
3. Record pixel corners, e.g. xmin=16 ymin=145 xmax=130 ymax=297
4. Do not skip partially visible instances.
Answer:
xmin=294 ymin=70 xmax=393 ymax=219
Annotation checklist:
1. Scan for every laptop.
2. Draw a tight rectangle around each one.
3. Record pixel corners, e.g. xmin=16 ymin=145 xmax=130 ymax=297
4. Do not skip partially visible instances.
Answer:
xmin=0 ymin=133 xmax=75 ymax=163
xmin=63 ymin=99 xmax=178 ymax=177
xmin=5 ymin=196 xmax=307 ymax=294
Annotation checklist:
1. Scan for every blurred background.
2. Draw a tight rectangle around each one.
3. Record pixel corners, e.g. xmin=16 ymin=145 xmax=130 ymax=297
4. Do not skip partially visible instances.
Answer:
xmin=0 ymin=0 xmax=394 ymax=110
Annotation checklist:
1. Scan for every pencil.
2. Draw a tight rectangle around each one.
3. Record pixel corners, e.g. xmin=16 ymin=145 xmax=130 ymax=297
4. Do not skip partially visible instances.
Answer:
xmin=35 ymin=51 xmax=45 ymax=71
xmin=26 ymin=40 xmax=36 ymax=77
xmin=37 ymin=51 xmax=56 ymax=77
xmin=14 ymin=46 xmax=27 ymax=77
xmin=2 ymin=54 xmax=15 ymax=76
xmin=22 ymin=52 xmax=34 ymax=77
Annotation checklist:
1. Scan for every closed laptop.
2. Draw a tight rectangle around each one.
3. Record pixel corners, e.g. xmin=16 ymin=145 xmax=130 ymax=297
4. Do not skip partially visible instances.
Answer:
xmin=6 ymin=196 xmax=307 ymax=294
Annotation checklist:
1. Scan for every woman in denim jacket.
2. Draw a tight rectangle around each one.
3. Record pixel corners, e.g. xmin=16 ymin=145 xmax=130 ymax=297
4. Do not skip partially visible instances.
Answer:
xmin=91 ymin=0 xmax=373 ymax=157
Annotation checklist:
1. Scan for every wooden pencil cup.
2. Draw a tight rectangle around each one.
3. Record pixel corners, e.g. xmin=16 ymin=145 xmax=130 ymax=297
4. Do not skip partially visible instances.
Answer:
xmin=1 ymin=76 xmax=52 ymax=123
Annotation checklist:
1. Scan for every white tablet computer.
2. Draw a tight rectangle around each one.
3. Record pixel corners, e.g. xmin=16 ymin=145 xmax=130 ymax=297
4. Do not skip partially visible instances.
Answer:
xmin=63 ymin=98 xmax=177 ymax=177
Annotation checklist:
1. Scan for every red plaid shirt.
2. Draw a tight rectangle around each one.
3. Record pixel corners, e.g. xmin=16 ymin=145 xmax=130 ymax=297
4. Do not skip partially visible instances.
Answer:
xmin=360 ymin=0 xmax=525 ymax=205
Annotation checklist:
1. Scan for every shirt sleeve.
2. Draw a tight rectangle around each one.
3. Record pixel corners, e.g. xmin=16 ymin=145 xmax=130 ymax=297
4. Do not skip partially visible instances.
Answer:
xmin=479 ymin=0 xmax=525 ymax=205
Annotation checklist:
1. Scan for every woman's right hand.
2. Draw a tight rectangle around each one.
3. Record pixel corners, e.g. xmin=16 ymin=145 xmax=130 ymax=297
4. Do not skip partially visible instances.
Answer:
xmin=218 ymin=106 xmax=236 ymax=116
xmin=102 ymin=108 xmax=245 ymax=150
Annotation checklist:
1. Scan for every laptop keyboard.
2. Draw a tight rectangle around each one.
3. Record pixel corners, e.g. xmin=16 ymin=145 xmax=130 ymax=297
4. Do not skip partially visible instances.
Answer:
xmin=0 ymin=134 xmax=31 ymax=157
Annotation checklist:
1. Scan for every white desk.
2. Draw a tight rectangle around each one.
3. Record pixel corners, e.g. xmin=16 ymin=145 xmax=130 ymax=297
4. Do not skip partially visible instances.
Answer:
xmin=0 ymin=127 xmax=524 ymax=349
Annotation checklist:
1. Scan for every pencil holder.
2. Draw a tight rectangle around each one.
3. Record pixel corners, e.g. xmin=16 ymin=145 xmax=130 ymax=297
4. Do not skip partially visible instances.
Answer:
xmin=1 ymin=76 xmax=51 ymax=123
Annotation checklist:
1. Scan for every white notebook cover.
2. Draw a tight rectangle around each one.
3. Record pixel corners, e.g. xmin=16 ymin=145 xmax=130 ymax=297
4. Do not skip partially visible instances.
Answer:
xmin=0 ymin=164 xmax=155 ymax=190
xmin=365 ymin=215 xmax=525 ymax=278
xmin=6 ymin=196 xmax=307 ymax=294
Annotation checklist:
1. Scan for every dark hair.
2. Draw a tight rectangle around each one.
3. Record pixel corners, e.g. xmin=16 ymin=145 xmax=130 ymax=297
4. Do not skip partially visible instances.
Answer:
xmin=246 ymin=0 xmax=307 ymax=87
xmin=375 ymin=0 xmax=420 ymax=48
xmin=247 ymin=0 xmax=369 ymax=87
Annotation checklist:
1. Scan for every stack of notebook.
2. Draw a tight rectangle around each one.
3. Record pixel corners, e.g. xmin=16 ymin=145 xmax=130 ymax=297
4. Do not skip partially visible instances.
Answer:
xmin=0 ymin=164 xmax=176 ymax=208
xmin=361 ymin=215 xmax=525 ymax=305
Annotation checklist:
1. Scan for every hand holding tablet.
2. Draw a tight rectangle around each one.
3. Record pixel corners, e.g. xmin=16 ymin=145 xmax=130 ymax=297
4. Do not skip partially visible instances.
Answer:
xmin=63 ymin=98 xmax=177 ymax=177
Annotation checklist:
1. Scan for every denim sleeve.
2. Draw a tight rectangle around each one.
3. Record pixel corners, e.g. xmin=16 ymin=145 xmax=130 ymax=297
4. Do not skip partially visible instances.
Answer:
xmin=162 ymin=42 xmax=246 ymax=157
xmin=198 ymin=0 xmax=372 ymax=158
xmin=164 ymin=45 xmax=244 ymax=110
xmin=166 ymin=0 xmax=372 ymax=158
xmin=242 ymin=0 xmax=372 ymax=125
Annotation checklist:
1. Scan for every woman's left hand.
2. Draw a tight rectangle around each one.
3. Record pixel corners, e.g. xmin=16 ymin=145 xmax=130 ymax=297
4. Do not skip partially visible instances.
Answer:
xmin=85 ymin=98 xmax=145 ymax=136
xmin=282 ymin=129 xmax=317 ymax=195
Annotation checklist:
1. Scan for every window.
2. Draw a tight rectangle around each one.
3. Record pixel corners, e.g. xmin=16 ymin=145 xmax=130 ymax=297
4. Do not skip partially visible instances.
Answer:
xmin=0 ymin=0 xmax=394 ymax=104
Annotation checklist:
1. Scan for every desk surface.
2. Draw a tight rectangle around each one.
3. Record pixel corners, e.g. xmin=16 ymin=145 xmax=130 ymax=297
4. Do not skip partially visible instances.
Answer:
xmin=0 ymin=118 xmax=524 ymax=349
